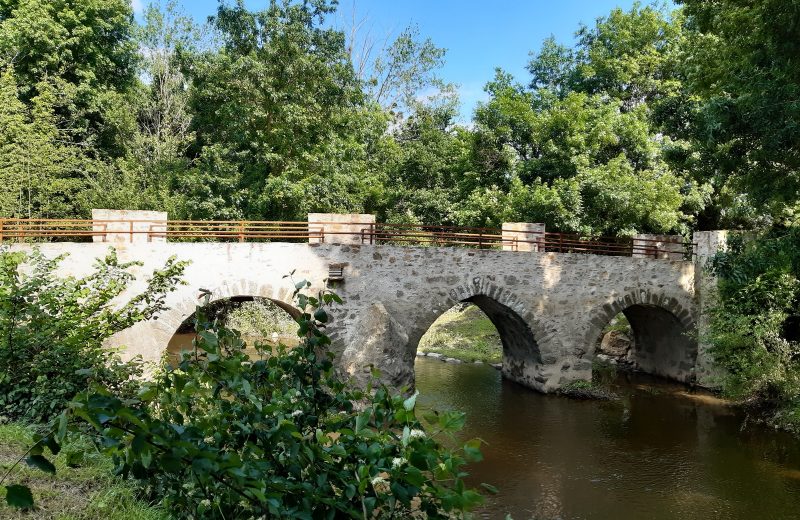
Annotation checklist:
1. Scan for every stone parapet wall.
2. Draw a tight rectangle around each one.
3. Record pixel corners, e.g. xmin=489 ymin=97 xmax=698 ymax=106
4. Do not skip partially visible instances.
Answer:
xmin=632 ymin=233 xmax=686 ymax=260
xmin=502 ymin=223 xmax=545 ymax=252
xmin=91 ymin=209 xmax=167 ymax=243
xmin=308 ymin=213 xmax=375 ymax=245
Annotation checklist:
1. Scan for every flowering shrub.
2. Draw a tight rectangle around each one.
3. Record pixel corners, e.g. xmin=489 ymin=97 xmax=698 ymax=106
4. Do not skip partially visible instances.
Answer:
xmin=4 ymin=279 xmax=489 ymax=517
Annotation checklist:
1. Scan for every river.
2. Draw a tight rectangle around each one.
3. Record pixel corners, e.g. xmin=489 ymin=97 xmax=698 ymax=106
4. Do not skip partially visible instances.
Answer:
xmin=414 ymin=357 xmax=800 ymax=520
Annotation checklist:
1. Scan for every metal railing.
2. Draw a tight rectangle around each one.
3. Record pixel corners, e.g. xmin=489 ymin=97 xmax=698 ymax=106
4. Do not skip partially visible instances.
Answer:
xmin=0 ymin=218 xmax=696 ymax=258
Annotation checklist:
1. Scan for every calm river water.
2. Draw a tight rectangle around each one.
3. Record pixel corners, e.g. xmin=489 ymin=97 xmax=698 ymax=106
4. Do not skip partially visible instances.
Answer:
xmin=414 ymin=357 xmax=800 ymax=520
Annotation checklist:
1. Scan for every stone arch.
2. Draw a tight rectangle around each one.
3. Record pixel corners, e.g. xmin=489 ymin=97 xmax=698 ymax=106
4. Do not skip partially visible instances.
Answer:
xmin=444 ymin=276 xmax=546 ymax=361
xmin=113 ymin=279 xmax=301 ymax=366
xmin=156 ymin=280 xmax=300 ymax=338
xmin=586 ymin=288 xmax=697 ymax=383
xmin=423 ymin=276 xmax=550 ymax=390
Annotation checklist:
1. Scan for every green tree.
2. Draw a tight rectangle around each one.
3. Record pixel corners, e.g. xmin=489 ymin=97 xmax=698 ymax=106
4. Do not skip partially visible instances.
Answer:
xmin=183 ymin=0 xmax=382 ymax=220
xmin=0 ymin=68 xmax=96 ymax=218
xmin=0 ymin=0 xmax=138 ymax=158
xmin=679 ymin=0 xmax=800 ymax=219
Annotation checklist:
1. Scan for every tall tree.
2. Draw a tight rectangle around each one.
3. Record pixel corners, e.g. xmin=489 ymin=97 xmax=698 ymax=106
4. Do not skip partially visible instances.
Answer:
xmin=184 ymin=0 xmax=382 ymax=220
xmin=679 ymin=0 xmax=800 ymax=219
xmin=0 ymin=0 xmax=137 ymax=158
xmin=0 ymin=68 xmax=93 ymax=218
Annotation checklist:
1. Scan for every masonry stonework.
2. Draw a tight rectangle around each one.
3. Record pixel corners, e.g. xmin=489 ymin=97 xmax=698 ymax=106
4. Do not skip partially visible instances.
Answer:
xmin=10 ymin=239 xmax=707 ymax=393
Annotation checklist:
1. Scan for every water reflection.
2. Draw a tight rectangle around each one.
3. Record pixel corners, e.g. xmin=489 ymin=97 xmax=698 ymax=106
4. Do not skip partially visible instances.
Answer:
xmin=414 ymin=357 xmax=800 ymax=520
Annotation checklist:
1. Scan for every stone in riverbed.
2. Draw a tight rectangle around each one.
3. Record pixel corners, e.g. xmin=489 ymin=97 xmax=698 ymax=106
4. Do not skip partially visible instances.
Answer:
xmin=599 ymin=330 xmax=631 ymax=358
xmin=427 ymin=352 xmax=442 ymax=359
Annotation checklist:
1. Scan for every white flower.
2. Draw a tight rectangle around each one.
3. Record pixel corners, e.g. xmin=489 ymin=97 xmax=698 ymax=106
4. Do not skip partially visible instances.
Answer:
xmin=370 ymin=474 xmax=390 ymax=493
xmin=391 ymin=457 xmax=407 ymax=469
xmin=290 ymin=409 xmax=303 ymax=417
xmin=200 ymin=499 xmax=211 ymax=507
xmin=409 ymin=429 xmax=426 ymax=440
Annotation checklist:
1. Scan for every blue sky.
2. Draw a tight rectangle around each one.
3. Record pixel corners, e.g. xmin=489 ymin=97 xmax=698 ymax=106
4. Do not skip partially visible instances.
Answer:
xmin=132 ymin=1 xmax=671 ymax=120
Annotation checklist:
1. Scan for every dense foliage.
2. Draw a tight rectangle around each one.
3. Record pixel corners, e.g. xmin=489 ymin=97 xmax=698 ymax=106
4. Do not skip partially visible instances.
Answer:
xmin=0 ymin=248 xmax=186 ymax=423
xmin=3 ymin=0 xmax=796 ymax=236
xmin=708 ymin=229 xmax=800 ymax=431
xmin=4 ymin=283 xmax=488 ymax=517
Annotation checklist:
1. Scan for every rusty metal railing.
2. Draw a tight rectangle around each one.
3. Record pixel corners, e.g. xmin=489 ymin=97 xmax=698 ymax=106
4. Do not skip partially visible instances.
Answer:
xmin=0 ymin=218 xmax=696 ymax=258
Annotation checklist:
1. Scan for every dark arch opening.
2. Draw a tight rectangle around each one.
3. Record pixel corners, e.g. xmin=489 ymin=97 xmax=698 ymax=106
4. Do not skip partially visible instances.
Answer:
xmin=167 ymin=296 xmax=299 ymax=363
xmin=466 ymin=295 xmax=542 ymax=366
xmin=416 ymin=294 xmax=540 ymax=384
xmin=597 ymin=304 xmax=697 ymax=384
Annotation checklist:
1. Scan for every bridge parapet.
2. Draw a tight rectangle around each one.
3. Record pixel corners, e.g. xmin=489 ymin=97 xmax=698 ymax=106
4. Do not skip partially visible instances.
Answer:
xmin=91 ymin=209 xmax=167 ymax=243
xmin=502 ymin=222 xmax=545 ymax=252
xmin=308 ymin=213 xmax=375 ymax=245
xmin=632 ymin=233 xmax=686 ymax=260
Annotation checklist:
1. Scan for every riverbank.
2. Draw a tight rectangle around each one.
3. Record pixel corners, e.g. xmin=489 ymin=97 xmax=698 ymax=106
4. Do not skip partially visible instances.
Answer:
xmin=417 ymin=304 xmax=502 ymax=363
xmin=0 ymin=423 xmax=166 ymax=519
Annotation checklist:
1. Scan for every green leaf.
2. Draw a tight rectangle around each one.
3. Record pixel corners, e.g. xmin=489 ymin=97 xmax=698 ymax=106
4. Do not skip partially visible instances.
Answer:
xmin=56 ymin=412 xmax=68 ymax=441
xmin=4 ymin=485 xmax=34 ymax=509
xmin=403 ymin=390 xmax=418 ymax=411
xmin=463 ymin=439 xmax=483 ymax=463
xmin=26 ymin=454 xmax=56 ymax=474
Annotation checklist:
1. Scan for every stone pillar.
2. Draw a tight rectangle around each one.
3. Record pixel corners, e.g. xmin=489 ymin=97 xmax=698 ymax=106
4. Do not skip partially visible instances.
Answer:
xmin=502 ymin=222 xmax=545 ymax=252
xmin=632 ymin=234 xmax=685 ymax=260
xmin=307 ymin=213 xmax=376 ymax=245
xmin=693 ymin=230 xmax=728 ymax=387
xmin=91 ymin=209 xmax=167 ymax=243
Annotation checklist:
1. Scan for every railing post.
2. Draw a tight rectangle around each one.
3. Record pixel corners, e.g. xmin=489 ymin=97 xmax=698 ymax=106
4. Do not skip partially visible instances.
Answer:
xmin=238 ymin=221 xmax=245 ymax=242
xmin=129 ymin=221 xmax=133 ymax=243
xmin=0 ymin=219 xmax=4 ymax=242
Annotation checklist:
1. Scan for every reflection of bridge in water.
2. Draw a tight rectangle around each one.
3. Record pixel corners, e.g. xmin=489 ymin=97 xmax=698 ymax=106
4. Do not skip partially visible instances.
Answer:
xmin=2 ymin=210 xmax=728 ymax=393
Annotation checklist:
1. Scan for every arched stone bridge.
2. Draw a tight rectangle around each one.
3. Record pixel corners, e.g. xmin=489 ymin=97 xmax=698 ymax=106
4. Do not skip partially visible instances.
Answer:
xmin=10 ymin=229 xmax=726 ymax=393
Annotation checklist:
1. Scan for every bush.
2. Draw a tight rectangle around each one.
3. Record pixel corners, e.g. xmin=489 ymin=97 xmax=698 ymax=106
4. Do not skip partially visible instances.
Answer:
xmin=5 ymin=281 xmax=489 ymax=517
xmin=0 ymin=248 xmax=187 ymax=423
xmin=707 ymin=227 xmax=800 ymax=431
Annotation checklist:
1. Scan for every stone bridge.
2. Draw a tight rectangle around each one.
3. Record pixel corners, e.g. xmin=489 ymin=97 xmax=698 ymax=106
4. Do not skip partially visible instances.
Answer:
xmin=6 ymin=211 xmax=727 ymax=393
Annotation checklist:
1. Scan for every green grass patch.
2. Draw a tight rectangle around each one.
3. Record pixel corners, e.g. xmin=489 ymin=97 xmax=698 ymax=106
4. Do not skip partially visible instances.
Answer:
xmin=0 ymin=423 xmax=168 ymax=520
xmin=418 ymin=304 xmax=502 ymax=363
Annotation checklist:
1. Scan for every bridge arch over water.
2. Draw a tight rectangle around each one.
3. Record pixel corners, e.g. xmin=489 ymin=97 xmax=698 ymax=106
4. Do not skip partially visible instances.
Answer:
xmin=586 ymin=290 xmax=698 ymax=383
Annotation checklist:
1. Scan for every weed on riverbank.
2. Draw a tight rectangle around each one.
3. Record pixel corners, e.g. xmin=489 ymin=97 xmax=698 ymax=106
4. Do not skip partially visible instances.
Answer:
xmin=0 ymin=423 xmax=167 ymax=520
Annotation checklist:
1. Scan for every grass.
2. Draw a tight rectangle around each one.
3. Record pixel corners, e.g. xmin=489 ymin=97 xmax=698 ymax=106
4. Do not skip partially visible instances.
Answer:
xmin=418 ymin=304 xmax=502 ymax=363
xmin=0 ymin=423 xmax=168 ymax=520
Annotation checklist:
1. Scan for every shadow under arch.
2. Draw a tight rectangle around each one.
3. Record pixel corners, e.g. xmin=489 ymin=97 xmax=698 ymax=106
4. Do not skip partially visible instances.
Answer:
xmin=463 ymin=294 xmax=542 ymax=366
xmin=412 ymin=280 xmax=544 ymax=389
xmin=590 ymin=291 xmax=697 ymax=383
